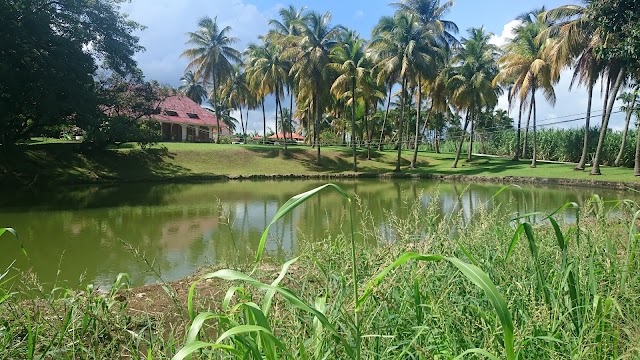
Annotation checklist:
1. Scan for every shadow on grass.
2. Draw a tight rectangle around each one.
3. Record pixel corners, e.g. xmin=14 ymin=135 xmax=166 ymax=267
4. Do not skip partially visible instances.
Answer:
xmin=241 ymin=144 xmax=393 ymax=173
xmin=0 ymin=143 xmax=190 ymax=185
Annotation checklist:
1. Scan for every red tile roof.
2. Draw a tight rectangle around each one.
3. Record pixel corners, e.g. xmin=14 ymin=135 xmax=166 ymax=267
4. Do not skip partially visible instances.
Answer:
xmin=150 ymin=95 xmax=229 ymax=134
xmin=269 ymin=133 xmax=305 ymax=141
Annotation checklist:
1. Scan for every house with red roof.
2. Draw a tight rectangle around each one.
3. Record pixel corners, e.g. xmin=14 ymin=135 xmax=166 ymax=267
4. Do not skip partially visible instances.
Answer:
xmin=149 ymin=95 xmax=230 ymax=142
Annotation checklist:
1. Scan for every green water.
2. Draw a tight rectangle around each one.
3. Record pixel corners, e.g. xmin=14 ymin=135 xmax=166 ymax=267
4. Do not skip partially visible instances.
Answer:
xmin=0 ymin=180 xmax=634 ymax=289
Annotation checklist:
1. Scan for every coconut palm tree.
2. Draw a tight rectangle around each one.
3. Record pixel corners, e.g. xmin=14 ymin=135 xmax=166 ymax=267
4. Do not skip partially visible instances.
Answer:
xmin=178 ymin=71 xmax=207 ymax=104
xmin=393 ymin=0 xmax=459 ymax=47
xmin=182 ymin=16 xmax=242 ymax=143
xmin=211 ymin=100 xmax=239 ymax=134
xmin=493 ymin=9 xmax=559 ymax=168
xmin=268 ymin=5 xmax=307 ymax=148
xmin=615 ymin=86 xmax=638 ymax=166
xmin=449 ymin=27 xmax=501 ymax=168
xmin=245 ymin=40 xmax=290 ymax=152
xmin=542 ymin=3 xmax=603 ymax=170
xmin=391 ymin=0 xmax=458 ymax=168
xmin=222 ymin=65 xmax=250 ymax=142
xmin=329 ymin=33 xmax=367 ymax=171
xmin=369 ymin=12 xmax=435 ymax=171
xmin=287 ymin=11 xmax=344 ymax=164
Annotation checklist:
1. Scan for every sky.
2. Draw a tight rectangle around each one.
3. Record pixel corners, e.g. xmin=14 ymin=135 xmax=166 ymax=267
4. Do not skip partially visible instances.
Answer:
xmin=119 ymin=0 xmax=627 ymax=134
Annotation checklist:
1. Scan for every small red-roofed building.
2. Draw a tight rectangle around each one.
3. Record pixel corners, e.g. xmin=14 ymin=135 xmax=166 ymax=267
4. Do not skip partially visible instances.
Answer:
xmin=268 ymin=133 xmax=305 ymax=142
xmin=150 ymin=95 xmax=230 ymax=141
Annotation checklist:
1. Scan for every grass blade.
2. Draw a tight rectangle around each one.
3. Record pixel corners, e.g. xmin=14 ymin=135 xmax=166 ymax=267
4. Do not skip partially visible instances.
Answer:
xmin=255 ymin=184 xmax=351 ymax=264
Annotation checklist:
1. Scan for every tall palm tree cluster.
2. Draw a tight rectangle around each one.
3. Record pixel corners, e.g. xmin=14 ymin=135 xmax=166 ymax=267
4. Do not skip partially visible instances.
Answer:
xmin=179 ymin=0 xmax=640 ymax=175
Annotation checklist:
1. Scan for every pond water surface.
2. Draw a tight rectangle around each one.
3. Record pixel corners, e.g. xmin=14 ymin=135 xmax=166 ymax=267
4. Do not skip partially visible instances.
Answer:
xmin=0 ymin=180 xmax=635 ymax=289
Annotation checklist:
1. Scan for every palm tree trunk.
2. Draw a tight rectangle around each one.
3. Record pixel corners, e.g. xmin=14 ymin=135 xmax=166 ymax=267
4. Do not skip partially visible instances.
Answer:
xmin=522 ymin=98 xmax=534 ymax=158
xmin=315 ymin=92 xmax=321 ymax=164
xmin=365 ymin=102 xmax=371 ymax=160
xmin=411 ymin=79 xmax=422 ymax=168
xmin=212 ymin=75 xmax=221 ymax=144
xmin=467 ymin=108 xmax=475 ymax=162
xmin=452 ymin=112 xmax=470 ymax=168
xmin=289 ymin=87 xmax=294 ymax=143
xmin=277 ymin=89 xmax=287 ymax=154
xmin=351 ymin=76 xmax=357 ymax=172
xmin=239 ymin=105 xmax=245 ymax=142
xmin=274 ymin=98 xmax=279 ymax=140
xmin=513 ymin=101 xmax=523 ymax=161
xmin=634 ymin=116 xmax=640 ymax=176
xmin=592 ymin=69 xmax=625 ymax=175
xmin=245 ymin=106 xmax=249 ymax=142
xmin=378 ymin=82 xmax=393 ymax=151
xmin=262 ymin=97 xmax=266 ymax=145
xmin=530 ymin=90 xmax=537 ymax=168
xmin=395 ymin=76 xmax=407 ymax=172
xmin=615 ymin=92 xmax=637 ymax=166
xmin=576 ymin=81 xmax=594 ymax=170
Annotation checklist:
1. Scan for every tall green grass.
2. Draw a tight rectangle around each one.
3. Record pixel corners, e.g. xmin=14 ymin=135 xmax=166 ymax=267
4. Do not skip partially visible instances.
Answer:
xmin=1 ymin=185 xmax=640 ymax=359
xmin=174 ymin=184 xmax=640 ymax=359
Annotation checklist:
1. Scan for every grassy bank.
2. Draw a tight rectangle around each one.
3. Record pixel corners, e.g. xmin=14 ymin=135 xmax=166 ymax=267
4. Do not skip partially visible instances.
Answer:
xmin=1 ymin=185 xmax=639 ymax=358
xmin=2 ymin=140 xmax=640 ymax=187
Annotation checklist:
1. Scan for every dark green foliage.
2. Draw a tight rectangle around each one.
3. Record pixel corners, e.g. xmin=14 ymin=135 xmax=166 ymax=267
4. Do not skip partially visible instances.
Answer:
xmin=589 ymin=0 xmax=640 ymax=66
xmin=0 ymin=0 xmax=143 ymax=144
xmin=80 ymin=75 xmax=169 ymax=149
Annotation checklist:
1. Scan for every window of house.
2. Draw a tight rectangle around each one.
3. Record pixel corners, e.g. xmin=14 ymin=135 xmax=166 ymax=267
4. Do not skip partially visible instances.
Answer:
xmin=165 ymin=110 xmax=179 ymax=116
xmin=187 ymin=113 xmax=199 ymax=119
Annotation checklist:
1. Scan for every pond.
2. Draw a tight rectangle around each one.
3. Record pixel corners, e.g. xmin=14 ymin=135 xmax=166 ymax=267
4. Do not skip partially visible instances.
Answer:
xmin=0 ymin=180 xmax=635 ymax=289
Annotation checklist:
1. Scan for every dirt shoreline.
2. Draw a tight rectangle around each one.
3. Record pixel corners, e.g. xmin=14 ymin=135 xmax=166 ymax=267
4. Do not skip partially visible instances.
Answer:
xmin=22 ymin=171 xmax=640 ymax=192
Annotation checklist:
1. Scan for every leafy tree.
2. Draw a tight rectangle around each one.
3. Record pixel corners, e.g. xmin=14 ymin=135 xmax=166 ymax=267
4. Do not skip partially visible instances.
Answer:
xmin=83 ymin=74 xmax=170 ymax=148
xmin=0 ymin=0 xmax=143 ymax=144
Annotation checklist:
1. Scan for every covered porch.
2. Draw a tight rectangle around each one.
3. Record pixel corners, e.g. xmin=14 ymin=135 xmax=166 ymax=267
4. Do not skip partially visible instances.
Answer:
xmin=160 ymin=122 xmax=216 ymax=142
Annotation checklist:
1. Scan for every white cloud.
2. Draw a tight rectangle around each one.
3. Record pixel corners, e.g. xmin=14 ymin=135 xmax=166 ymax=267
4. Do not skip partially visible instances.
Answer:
xmin=489 ymin=19 xmax=520 ymax=47
xmin=120 ymin=0 xmax=275 ymax=86
xmin=355 ymin=9 xmax=365 ymax=18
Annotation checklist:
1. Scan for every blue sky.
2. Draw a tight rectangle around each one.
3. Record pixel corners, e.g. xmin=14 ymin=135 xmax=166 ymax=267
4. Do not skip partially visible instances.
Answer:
xmin=120 ymin=0 xmax=626 ymax=134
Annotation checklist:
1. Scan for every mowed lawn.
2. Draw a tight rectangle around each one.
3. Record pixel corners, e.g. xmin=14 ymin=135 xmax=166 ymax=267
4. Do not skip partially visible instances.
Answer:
xmin=151 ymin=142 xmax=640 ymax=183
xmin=3 ymin=140 xmax=640 ymax=185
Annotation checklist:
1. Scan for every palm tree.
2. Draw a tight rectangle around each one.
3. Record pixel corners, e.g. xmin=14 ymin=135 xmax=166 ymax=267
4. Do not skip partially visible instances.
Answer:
xmin=268 ymin=5 xmax=307 ymax=149
xmin=245 ymin=42 xmax=269 ymax=144
xmin=208 ymin=100 xmax=239 ymax=134
xmin=449 ymin=27 xmax=501 ymax=168
xmin=330 ymin=33 xmax=367 ymax=171
xmin=615 ymin=86 xmax=638 ymax=166
xmin=245 ymin=40 xmax=290 ymax=152
xmin=493 ymin=9 xmax=559 ymax=168
xmin=222 ymin=65 xmax=250 ymax=142
xmin=542 ymin=4 xmax=603 ymax=170
xmin=369 ymin=12 xmax=435 ymax=171
xmin=178 ymin=71 xmax=207 ymax=104
xmin=182 ymin=16 xmax=242 ymax=143
xmin=392 ymin=0 xmax=458 ymax=168
xmin=287 ymin=11 xmax=344 ymax=164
